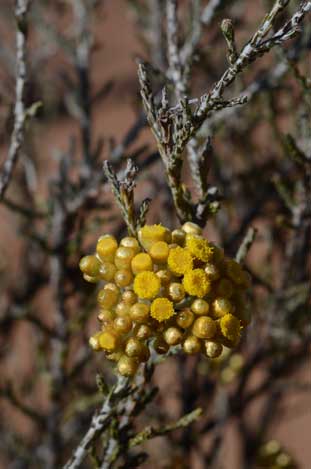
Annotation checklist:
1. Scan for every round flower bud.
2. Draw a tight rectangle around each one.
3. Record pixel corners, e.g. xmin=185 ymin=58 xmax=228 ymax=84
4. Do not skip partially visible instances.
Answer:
xmin=176 ymin=309 xmax=194 ymax=329
xmin=191 ymin=299 xmax=209 ymax=315
xmin=98 ymin=309 xmax=114 ymax=324
xmin=104 ymin=283 xmax=120 ymax=294
xmin=149 ymin=241 xmax=169 ymax=263
xmin=130 ymin=302 xmax=150 ymax=323
xmin=83 ymin=274 xmax=99 ymax=283
xmin=114 ymin=269 xmax=133 ymax=287
xmin=131 ymin=252 xmax=153 ymax=274
xmin=192 ymin=316 xmax=216 ymax=339
xmin=220 ymin=314 xmax=240 ymax=342
xmin=96 ymin=235 xmax=118 ymax=262
xmin=89 ymin=332 xmax=101 ymax=351
xmin=138 ymin=224 xmax=171 ymax=250
xmin=181 ymin=222 xmax=202 ymax=235
xmin=150 ymin=297 xmax=174 ymax=322
xmin=135 ymin=324 xmax=152 ymax=340
xmin=114 ymin=315 xmax=132 ymax=334
xmin=98 ymin=331 xmax=119 ymax=352
xmin=122 ymin=290 xmax=138 ymax=305
xmin=120 ymin=236 xmax=140 ymax=254
xmin=114 ymin=246 xmax=135 ymax=269
xmin=125 ymin=337 xmax=145 ymax=358
xmin=204 ymin=341 xmax=223 ymax=358
xmin=153 ymin=337 xmax=169 ymax=354
xmin=133 ymin=271 xmax=160 ymax=299
xmin=97 ymin=288 xmax=119 ymax=309
xmin=117 ymin=355 xmax=138 ymax=376
xmin=99 ymin=262 xmax=117 ymax=281
xmin=168 ymin=282 xmax=185 ymax=303
xmin=79 ymin=255 xmax=101 ymax=277
xmin=204 ymin=263 xmax=220 ymax=281
xmin=217 ymin=278 xmax=234 ymax=298
xmin=171 ymin=229 xmax=186 ymax=246
xmin=183 ymin=335 xmax=201 ymax=354
xmin=156 ymin=269 xmax=172 ymax=285
xmin=168 ymin=246 xmax=193 ymax=276
xmin=212 ymin=297 xmax=232 ymax=318
xmin=163 ymin=327 xmax=183 ymax=345
xmin=183 ymin=269 xmax=211 ymax=298
xmin=115 ymin=301 xmax=131 ymax=316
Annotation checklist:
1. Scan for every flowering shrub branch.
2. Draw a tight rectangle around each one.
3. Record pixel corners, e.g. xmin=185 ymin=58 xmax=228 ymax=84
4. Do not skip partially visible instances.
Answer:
xmin=0 ymin=1 xmax=310 ymax=468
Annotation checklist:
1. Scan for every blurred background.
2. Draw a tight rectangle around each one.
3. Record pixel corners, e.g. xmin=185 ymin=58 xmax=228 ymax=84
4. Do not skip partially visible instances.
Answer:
xmin=0 ymin=1 xmax=310 ymax=468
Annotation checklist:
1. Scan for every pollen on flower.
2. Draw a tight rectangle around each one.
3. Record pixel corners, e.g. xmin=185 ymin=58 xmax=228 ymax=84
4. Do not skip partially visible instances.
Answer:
xmin=185 ymin=235 xmax=214 ymax=262
xmin=183 ymin=269 xmax=211 ymax=298
xmin=167 ymin=246 xmax=193 ymax=275
xmin=133 ymin=271 xmax=161 ymax=299
xmin=220 ymin=313 xmax=241 ymax=342
xmin=150 ymin=297 xmax=174 ymax=322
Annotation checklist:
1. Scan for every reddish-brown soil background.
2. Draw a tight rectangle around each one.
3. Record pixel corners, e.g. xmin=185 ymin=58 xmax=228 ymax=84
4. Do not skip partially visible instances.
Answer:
xmin=0 ymin=1 xmax=310 ymax=468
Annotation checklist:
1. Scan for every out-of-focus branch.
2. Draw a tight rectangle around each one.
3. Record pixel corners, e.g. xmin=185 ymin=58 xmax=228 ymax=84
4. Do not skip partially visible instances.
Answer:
xmin=148 ymin=0 xmax=166 ymax=69
xmin=235 ymin=227 xmax=257 ymax=264
xmin=201 ymin=0 xmax=230 ymax=26
xmin=0 ymin=0 xmax=30 ymax=199
xmin=72 ymin=0 xmax=93 ymax=179
xmin=46 ymin=188 xmax=69 ymax=469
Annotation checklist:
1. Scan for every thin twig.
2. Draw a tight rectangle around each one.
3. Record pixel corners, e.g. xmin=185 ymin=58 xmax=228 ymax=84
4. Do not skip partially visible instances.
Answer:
xmin=0 ymin=0 xmax=30 ymax=199
xmin=235 ymin=227 xmax=257 ymax=264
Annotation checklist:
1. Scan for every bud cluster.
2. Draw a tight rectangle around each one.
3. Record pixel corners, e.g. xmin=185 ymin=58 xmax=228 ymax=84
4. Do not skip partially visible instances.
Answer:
xmin=79 ymin=222 xmax=251 ymax=376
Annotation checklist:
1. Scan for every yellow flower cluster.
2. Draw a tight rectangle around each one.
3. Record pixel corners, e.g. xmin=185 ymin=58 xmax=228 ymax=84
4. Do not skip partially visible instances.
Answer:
xmin=79 ymin=222 xmax=251 ymax=376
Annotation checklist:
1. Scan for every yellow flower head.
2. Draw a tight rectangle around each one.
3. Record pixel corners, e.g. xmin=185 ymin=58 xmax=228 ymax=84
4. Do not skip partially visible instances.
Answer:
xmin=133 ymin=271 xmax=160 ymax=299
xmin=185 ymin=235 xmax=214 ymax=262
xmin=183 ymin=269 xmax=211 ymax=298
xmin=220 ymin=313 xmax=241 ymax=342
xmin=167 ymin=246 xmax=193 ymax=275
xmin=150 ymin=297 xmax=174 ymax=322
